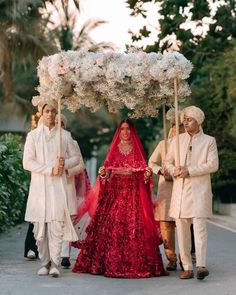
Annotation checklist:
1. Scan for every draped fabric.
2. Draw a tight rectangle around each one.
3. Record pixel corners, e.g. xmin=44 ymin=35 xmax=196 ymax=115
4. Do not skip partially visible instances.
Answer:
xmin=72 ymin=169 xmax=91 ymax=246
xmin=72 ymin=120 xmax=167 ymax=278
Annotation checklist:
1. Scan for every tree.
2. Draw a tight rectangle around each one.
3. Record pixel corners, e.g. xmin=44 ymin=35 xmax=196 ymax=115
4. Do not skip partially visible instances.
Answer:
xmin=191 ymin=42 xmax=236 ymax=203
xmin=126 ymin=0 xmax=236 ymax=202
xmin=0 ymin=0 xmax=55 ymax=101
xmin=126 ymin=1 xmax=236 ymax=70
xmin=0 ymin=0 xmax=57 ymax=132
xmin=44 ymin=0 xmax=114 ymax=52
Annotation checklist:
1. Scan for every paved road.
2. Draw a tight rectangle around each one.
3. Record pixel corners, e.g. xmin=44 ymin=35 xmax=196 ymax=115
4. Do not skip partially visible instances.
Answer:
xmin=0 ymin=220 xmax=236 ymax=295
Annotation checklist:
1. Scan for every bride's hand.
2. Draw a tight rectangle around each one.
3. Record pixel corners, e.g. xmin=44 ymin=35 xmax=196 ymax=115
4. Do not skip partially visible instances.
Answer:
xmin=144 ymin=167 xmax=152 ymax=181
xmin=98 ymin=166 xmax=106 ymax=177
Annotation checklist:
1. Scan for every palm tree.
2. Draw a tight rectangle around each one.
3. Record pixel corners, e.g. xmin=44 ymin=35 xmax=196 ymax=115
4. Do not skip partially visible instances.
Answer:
xmin=0 ymin=0 xmax=55 ymax=102
xmin=0 ymin=0 xmax=57 ymax=132
xmin=0 ymin=0 xmax=116 ymax=137
xmin=46 ymin=0 xmax=114 ymax=51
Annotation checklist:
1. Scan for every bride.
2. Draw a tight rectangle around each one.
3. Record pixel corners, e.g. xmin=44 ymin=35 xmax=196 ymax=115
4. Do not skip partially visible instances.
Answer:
xmin=72 ymin=119 xmax=167 ymax=278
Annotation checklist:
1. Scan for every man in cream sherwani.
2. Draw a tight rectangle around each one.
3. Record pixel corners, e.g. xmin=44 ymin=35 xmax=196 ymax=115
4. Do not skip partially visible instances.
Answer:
xmin=23 ymin=99 xmax=79 ymax=277
xmin=165 ymin=106 xmax=219 ymax=280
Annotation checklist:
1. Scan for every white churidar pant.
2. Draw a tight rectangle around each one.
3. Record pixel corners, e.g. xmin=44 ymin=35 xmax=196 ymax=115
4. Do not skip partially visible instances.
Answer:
xmin=175 ymin=218 xmax=207 ymax=270
xmin=33 ymin=221 xmax=64 ymax=266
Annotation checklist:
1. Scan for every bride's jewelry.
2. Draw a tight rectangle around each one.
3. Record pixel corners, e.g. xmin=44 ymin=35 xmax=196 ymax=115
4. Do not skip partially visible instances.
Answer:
xmin=118 ymin=140 xmax=133 ymax=156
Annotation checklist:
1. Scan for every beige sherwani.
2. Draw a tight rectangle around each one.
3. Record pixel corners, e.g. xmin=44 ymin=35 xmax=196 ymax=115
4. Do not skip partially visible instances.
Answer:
xmin=165 ymin=129 xmax=219 ymax=270
xmin=23 ymin=124 xmax=79 ymax=266
xmin=149 ymin=139 xmax=174 ymax=221
xmin=61 ymin=141 xmax=85 ymax=258
xmin=148 ymin=139 xmax=176 ymax=263
xmin=166 ymin=130 xmax=218 ymax=218
xmin=66 ymin=141 xmax=85 ymax=216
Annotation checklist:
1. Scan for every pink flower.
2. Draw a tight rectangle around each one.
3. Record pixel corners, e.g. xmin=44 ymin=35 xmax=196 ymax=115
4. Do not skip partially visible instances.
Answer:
xmin=58 ymin=64 xmax=70 ymax=75
xmin=137 ymin=51 xmax=146 ymax=60
xmin=96 ymin=58 xmax=103 ymax=67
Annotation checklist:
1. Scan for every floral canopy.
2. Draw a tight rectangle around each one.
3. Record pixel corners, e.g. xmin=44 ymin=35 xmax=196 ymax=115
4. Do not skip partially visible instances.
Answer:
xmin=33 ymin=50 xmax=193 ymax=118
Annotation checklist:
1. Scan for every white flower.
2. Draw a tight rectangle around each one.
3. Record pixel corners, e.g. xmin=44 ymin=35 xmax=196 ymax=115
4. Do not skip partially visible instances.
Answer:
xmin=35 ymin=50 xmax=192 ymax=117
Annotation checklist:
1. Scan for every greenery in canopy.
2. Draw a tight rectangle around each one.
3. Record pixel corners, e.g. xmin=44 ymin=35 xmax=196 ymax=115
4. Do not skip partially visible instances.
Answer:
xmin=126 ymin=0 xmax=236 ymax=202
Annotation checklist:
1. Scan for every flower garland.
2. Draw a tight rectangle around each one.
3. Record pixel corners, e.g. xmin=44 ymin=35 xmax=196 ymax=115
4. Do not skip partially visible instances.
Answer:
xmin=33 ymin=49 xmax=193 ymax=118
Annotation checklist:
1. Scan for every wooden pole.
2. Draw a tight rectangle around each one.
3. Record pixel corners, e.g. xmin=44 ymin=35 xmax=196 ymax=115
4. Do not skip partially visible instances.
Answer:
xmin=162 ymin=104 xmax=167 ymax=158
xmin=174 ymin=78 xmax=180 ymax=166
xmin=57 ymin=97 xmax=62 ymax=157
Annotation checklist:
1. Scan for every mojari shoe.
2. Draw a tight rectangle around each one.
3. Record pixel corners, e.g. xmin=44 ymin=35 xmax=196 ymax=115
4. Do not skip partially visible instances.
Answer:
xmin=197 ymin=267 xmax=209 ymax=280
xmin=49 ymin=267 xmax=60 ymax=278
xmin=61 ymin=257 xmax=71 ymax=269
xmin=166 ymin=261 xmax=177 ymax=271
xmin=27 ymin=250 xmax=36 ymax=259
xmin=180 ymin=270 xmax=194 ymax=279
xmin=37 ymin=266 xmax=49 ymax=276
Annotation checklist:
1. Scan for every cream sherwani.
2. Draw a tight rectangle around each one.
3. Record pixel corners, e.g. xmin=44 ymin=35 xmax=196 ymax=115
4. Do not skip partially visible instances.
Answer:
xmin=165 ymin=129 xmax=218 ymax=270
xmin=23 ymin=124 xmax=79 ymax=266
xmin=148 ymin=139 xmax=176 ymax=263
xmin=149 ymin=139 xmax=174 ymax=221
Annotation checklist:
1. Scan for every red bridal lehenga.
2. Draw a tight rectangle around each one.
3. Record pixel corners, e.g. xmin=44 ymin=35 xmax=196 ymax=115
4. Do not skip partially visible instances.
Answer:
xmin=72 ymin=121 xmax=168 ymax=278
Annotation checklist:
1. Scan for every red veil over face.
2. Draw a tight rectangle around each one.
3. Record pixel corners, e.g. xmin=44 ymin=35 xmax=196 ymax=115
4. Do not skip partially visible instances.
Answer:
xmin=73 ymin=119 xmax=161 ymax=250
xmin=103 ymin=119 xmax=147 ymax=172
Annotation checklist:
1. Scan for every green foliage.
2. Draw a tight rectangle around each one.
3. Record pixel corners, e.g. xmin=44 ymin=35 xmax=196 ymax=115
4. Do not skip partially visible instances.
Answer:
xmin=190 ymin=43 xmax=236 ymax=203
xmin=190 ymin=0 xmax=210 ymax=20
xmin=0 ymin=134 xmax=30 ymax=233
xmin=0 ymin=0 xmax=56 ymax=106
xmin=212 ymin=149 xmax=236 ymax=203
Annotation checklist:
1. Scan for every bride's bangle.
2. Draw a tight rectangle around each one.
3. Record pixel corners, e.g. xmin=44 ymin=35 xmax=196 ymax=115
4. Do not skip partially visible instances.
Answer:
xmin=99 ymin=173 xmax=106 ymax=178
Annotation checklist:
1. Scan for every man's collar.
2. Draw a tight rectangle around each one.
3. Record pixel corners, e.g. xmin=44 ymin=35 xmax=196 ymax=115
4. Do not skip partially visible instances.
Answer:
xmin=43 ymin=124 xmax=57 ymax=133
xmin=187 ymin=127 xmax=203 ymax=138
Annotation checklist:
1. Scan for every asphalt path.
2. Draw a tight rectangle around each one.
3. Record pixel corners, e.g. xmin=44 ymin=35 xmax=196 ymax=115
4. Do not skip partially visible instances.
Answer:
xmin=0 ymin=220 xmax=235 ymax=295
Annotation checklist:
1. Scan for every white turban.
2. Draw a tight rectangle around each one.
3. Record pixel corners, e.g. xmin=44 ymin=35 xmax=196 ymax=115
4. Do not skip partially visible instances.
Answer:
xmin=32 ymin=96 xmax=58 ymax=113
xmin=166 ymin=108 xmax=181 ymax=126
xmin=180 ymin=106 xmax=205 ymax=125
xmin=55 ymin=114 xmax=67 ymax=128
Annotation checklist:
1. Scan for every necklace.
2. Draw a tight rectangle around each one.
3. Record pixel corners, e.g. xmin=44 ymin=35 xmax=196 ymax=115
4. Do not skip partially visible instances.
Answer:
xmin=118 ymin=141 xmax=133 ymax=156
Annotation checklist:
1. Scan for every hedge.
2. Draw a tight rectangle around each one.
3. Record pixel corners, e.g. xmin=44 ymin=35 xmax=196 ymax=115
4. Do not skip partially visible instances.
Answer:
xmin=0 ymin=133 xmax=29 ymax=233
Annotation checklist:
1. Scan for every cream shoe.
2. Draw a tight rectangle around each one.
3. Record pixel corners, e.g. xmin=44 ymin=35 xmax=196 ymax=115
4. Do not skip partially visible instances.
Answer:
xmin=49 ymin=267 xmax=60 ymax=278
xmin=27 ymin=250 xmax=36 ymax=259
xmin=37 ymin=266 xmax=49 ymax=276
